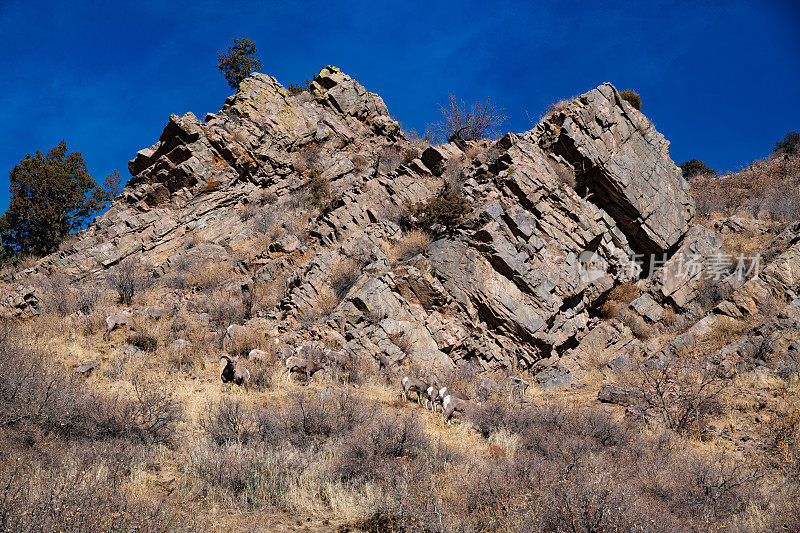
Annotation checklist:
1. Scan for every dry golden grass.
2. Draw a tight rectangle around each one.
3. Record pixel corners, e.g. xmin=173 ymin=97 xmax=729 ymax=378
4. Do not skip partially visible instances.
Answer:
xmin=385 ymin=229 xmax=432 ymax=264
xmin=600 ymin=281 xmax=640 ymax=318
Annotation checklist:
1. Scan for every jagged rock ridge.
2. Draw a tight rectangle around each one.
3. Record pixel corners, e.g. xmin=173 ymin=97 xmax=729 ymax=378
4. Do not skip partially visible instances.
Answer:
xmin=3 ymin=68 xmax=705 ymax=371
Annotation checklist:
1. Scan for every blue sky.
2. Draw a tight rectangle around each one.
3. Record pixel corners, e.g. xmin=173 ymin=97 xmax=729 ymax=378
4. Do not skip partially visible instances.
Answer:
xmin=1 ymin=0 xmax=798 ymax=212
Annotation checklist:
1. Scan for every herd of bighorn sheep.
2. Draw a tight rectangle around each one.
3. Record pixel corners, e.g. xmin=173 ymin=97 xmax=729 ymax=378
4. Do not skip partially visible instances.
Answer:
xmin=105 ymin=310 xmax=528 ymax=427
xmin=402 ymin=368 xmax=480 ymax=424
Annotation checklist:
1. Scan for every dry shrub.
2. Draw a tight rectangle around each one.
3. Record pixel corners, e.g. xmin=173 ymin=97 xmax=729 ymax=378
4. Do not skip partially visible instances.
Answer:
xmin=600 ymin=281 xmax=640 ymax=318
xmin=329 ymin=256 xmax=364 ymax=300
xmin=335 ymin=414 xmax=428 ymax=482
xmin=253 ymin=275 xmax=286 ymax=313
xmin=307 ymin=169 xmax=337 ymax=214
xmin=200 ymin=398 xmax=274 ymax=445
xmin=237 ymin=202 xmax=256 ymax=221
xmin=691 ymin=155 xmax=800 ymax=219
xmin=106 ymin=257 xmax=151 ymax=304
xmin=699 ymin=318 xmax=748 ymax=352
xmin=297 ymin=286 xmax=338 ymax=325
xmin=226 ymin=325 xmax=267 ymax=359
xmin=386 ymin=229 xmax=431 ymax=263
xmin=429 ymin=94 xmax=507 ymax=143
xmin=403 ymin=183 xmax=471 ymax=232
xmin=231 ymin=127 xmax=248 ymax=145
xmin=378 ymin=146 xmax=402 ymax=174
xmin=126 ymin=333 xmax=158 ymax=352
xmin=350 ymin=153 xmax=370 ymax=171
xmin=696 ymin=275 xmax=732 ymax=311
xmin=186 ymin=260 xmax=234 ymax=291
xmin=39 ymin=275 xmax=101 ymax=317
xmin=181 ymin=441 xmax=295 ymax=510
xmin=547 ymin=98 xmax=571 ymax=117
xmin=553 ymin=162 xmax=576 ymax=187
xmin=632 ymin=357 xmax=728 ymax=435
xmin=769 ymin=408 xmax=800 ymax=476
xmin=0 ymin=441 xmax=189 ymax=531
xmin=292 ymin=144 xmax=320 ymax=174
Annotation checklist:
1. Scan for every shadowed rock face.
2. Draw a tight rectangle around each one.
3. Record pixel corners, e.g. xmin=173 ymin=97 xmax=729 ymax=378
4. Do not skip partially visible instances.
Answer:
xmin=0 ymin=70 xmax=699 ymax=370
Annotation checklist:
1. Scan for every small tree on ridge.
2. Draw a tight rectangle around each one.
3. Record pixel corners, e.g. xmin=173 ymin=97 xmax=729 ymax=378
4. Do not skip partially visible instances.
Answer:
xmin=217 ymin=38 xmax=262 ymax=90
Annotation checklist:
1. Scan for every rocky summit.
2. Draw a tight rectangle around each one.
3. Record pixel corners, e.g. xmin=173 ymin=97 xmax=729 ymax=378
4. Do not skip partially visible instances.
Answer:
xmin=2 ymin=68 xmax=703 ymax=371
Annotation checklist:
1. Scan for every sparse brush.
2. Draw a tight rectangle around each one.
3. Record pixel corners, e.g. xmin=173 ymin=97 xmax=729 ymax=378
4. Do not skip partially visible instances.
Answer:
xmin=106 ymin=257 xmax=151 ymax=305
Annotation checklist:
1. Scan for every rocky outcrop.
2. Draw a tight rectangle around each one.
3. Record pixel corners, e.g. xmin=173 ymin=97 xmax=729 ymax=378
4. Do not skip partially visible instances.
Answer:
xmin=0 ymin=71 xmax=697 ymax=374
xmin=536 ymin=83 xmax=694 ymax=257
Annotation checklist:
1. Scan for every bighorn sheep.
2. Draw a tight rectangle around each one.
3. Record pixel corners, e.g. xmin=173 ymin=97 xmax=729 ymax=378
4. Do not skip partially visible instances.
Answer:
xmin=442 ymin=394 xmax=478 ymax=425
xmin=272 ymin=339 xmax=294 ymax=360
xmin=323 ymin=349 xmax=351 ymax=371
xmin=296 ymin=342 xmax=325 ymax=361
xmin=376 ymin=353 xmax=390 ymax=371
xmin=285 ymin=356 xmax=327 ymax=381
xmin=247 ymin=349 xmax=269 ymax=362
xmin=220 ymin=355 xmax=250 ymax=389
xmin=415 ymin=369 xmax=441 ymax=410
xmin=401 ymin=376 xmax=428 ymax=404
xmin=225 ymin=324 xmax=247 ymax=341
xmin=142 ymin=306 xmax=170 ymax=319
xmin=509 ymin=376 xmax=529 ymax=402
xmin=103 ymin=311 xmax=134 ymax=339
xmin=427 ymin=386 xmax=467 ymax=412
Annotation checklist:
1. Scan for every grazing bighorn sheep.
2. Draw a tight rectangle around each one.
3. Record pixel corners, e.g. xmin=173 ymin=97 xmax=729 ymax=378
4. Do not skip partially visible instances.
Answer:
xmin=376 ymin=353 xmax=390 ymax=371
xmin=225 ymin=324 xmax=247 ymax=341
xmin=296 ymin=342 xmax=325 ymax=361
xmin=142 ymin=306 xmax=170 ymax=319
xmin=323 ymin=349 xmax=351 ymax=371
xmin=415 ymin=369 xmax=440 ymax=410
xmin=220 ymin=355 xmax=250 ymax=389
xmin=427 ymin=386 xmax=467 ymax=412
xmin=442 ymin=394 xmax=478 ymax=425
xmin=247 ymin=349 xmax=269 ymax=362
xmin=285 ymin=356 xmax=327 ymax=381
xmin=272 ymin=339 xmax=294 ymax=360
xmin=103 ymin=311 xmax=134 ymax=339
xmin=401 ymin=376 xmax=428 ymax=404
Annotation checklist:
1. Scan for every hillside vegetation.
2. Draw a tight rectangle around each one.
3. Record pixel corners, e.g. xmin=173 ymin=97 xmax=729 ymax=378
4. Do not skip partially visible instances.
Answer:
xmin=1 ymin=68 xmax=799 ymax=531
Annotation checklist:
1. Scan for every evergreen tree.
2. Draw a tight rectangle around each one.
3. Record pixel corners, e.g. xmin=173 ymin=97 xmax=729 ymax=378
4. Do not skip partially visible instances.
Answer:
xmin=0 ymin=141 xmax=118 ymax=259
xmin=217 ymin=38 xmax=262 ymax=89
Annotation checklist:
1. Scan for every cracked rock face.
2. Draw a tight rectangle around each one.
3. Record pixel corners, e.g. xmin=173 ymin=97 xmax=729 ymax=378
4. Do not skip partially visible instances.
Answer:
xmin=1 ymin=71 xmax=700 ymax=371
xmin=536 ymin=83 xmax=694 ymax=256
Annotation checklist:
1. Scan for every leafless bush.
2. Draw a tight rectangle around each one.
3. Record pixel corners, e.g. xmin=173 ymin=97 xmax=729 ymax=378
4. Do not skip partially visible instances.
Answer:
xmin=180 ymin=441 xmax=295 ymax=510
xmin=74 ymin=282 xmax=101 ymax=315
xmin=429 ymin=94 xmax=507 ymax=143
xmin=106 ymin=257 xmax=150 ymax=304
xmin=237 ymin=202 xmax=257 ymax=221
xmin=600 ymin=281 xmax=640 ymax=318
xmin=350 ymin=153 xmax=370 ymax=171
xmin=281 ymin=389 xmax=372 ymax=448
xmin=200 ymin=398 xmax=274 ymax=445
xmin=633 ymin=357 xmax=728 ymax=435
xmin=0 ymin=441 xmax=189 ymax=531
xmin=253 ymin=207 xmax=275 ymax=235
xmin=335 ymin=413 xmax=428 ymax=482
xmin=41 ymin=273 xmax=74 ymax=315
